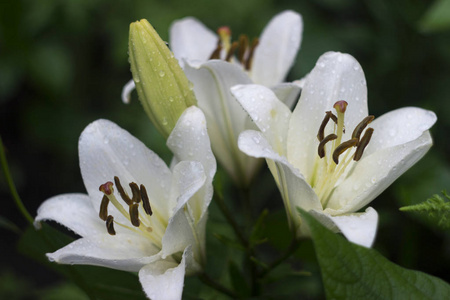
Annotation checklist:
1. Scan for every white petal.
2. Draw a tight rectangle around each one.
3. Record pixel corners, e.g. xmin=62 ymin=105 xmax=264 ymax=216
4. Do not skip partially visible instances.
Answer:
xmin=79 ymin=119 xmax=172 ymax=221
xmin=251 ymin=10 xmax=303 ymax=87
xmin=364 ymin=107 xmax=437 ymax=156
xmin=47 ymin=233 xmax=161 ymax=272
xmin=232 ymin=84 xmax=292 ymax=157
xmin=287 ymin=52 xmax=369 ymax=181
xmin=169 ymin=17 xmax=218 ymax=67
xmin=328 ymin=131 xmax=433 ymax=213
xmin=310 ymin=207 xmax=378 ymax=248
xmin=139 ymin=247 xmax=191 ymax=300
xmin=34 ymin=194 xmax=104 ymax=237
xmin=271 ymin=82 xmax=301 ymax=109
xmin=121 ymin=79 xmax=135 ymax=104
xmin=238 ymin=130 xmax=322 ymax=234
xmin=183 ymin=61 xmax=256 ymax=184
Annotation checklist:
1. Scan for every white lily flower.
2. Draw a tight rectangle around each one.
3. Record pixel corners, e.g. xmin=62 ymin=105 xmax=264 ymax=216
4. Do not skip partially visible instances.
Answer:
xmin=167 ymin=10 xmax=303 ymax=186
xmin=232 ymin=51 xmax=437 ymax=247
xmin=34 ymin=106 xmax=216 ymax=300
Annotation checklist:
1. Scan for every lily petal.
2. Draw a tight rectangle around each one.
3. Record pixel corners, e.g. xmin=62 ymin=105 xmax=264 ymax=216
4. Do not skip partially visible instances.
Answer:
xmin=184 ymin=61 xmax=256 ymax=184
xmin=251 ymin=10 xmax=303 ymax=87
xmin=47 ymin=233 xmax=161 ymax=272
xmin=238 ymin=130 xmax=321 ymax=233
xmin=78 ymin=119 xmax=172 ymax=221
xmin=232 ymin=84 xmax=292 ymax=157
xmin=364 ymin=107 xmax=437 ymax=156
xmin=34 ymin=193 xmax=105 ymax=237
xmin=169 ymin=17 xmax=218 ymax=67
xmin=271 ymin=82 xmax=301 ymax=109
xmin=139 ymin=247 xmax=190 ymax=300
xmin=287 ymin=51 xmax=369 ymax=181
xmin=310 ymin=207 xmax=378 ymax=247
xmin=328 ymin=131 xmax=433 ymax=213
xmin=121 ymin=79 xmax=135 ymax=104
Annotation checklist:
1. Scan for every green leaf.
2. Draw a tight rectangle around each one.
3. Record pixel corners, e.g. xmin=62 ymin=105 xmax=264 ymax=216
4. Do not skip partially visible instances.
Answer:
xmin=250 ymin=209 xmax=269 ymax=247
xmin=213 ymin=233 xmax=245 ymax=251
xmin=228 ymin=261 xmax=250 ymax=297
xmin=400 ymin=191 xmax=450 ymax=229
xmin=419 ymin=0 xmax=450 ymax=32
xmin=298 ymin=208 xmax=450 ymax=299
xmin=0 ymin=216 xmax=21 ymax=234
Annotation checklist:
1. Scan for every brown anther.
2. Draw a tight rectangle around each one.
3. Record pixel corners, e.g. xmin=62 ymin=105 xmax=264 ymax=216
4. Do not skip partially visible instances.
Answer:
xmin=225 ymin=41 xmax=239 ymax=62
xmin=353 ymin=128 xmax=374 ymax=161
xmin=333 ymin=100 xmax=348 ymax=113
xmin=245 ymin=37 xmax=259 ymax=70
xmin=114 ymin=176 xmax=132 ymax=206
xmin=318 ymin=134 xmax=338 ymax=158
xmin=209 ymin=43 xmax=222 ymax=60
xmin=317 ymin=111 xmax=337 ymax=141
xmin=129 ymin=203 xmax=141 ymax=227
xmin=332 ymin=138 xmax=359 ymax=164
xmin=106 ymin=215 xmax=116 ymax=235
xmin=129 ymin=182 xmax=141 ymax=203
xmin=140 ymin=184 xmax=153 ymax=216
xmin=237 ymin=34 xmax=249 ymax=63
xmin=99 ymin=195 xmax=109 ymax=221
xmin=352 ymin=115 xmax=375 ymax=141
xmin=99 ymin=181 xmax=114 ymax=195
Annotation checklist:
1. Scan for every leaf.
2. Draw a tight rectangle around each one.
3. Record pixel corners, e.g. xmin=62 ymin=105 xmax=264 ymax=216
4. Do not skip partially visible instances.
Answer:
xmin=298 ymin=208 xmax=450 ymax=299
xmin=419 ymin=0 xmax=450 ymax=32
xmin=228 ymin=261 xmax=250 ymax=297
xmin=213 ymin=233 xmax=245 ymax=251
xmin=250 ymin=209 xmax=269 ymax=247
xmin=0 ymin=216 xmax=21 ymax=234
xmin=400 ymin=191 xmax=450 ymax=229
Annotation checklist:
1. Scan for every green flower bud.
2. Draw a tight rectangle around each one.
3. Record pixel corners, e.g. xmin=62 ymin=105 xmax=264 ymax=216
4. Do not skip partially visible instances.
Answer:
xmin=129 ymin=19 xmax=197 ymax=138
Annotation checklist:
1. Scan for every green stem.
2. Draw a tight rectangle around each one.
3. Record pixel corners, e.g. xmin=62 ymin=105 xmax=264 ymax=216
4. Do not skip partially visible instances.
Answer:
xmin=0 ymin=136 xmax=34 ymax=225
xmin=199 ymin=272 xmax=238 ymax=298
xmin=259 ymin=237 xmax=300 ymax=278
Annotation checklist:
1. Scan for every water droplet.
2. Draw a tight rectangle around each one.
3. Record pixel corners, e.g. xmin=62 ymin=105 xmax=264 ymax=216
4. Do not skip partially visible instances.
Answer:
xmin=169 ymin=96 xmax=174 ymax=102
xmin=162 ymin=118 xmax=168 ymax=126
xmin=159 ymin=70 xmax=165 ymax=77
xmin=103 ymin=138 xmax=109 ymax=144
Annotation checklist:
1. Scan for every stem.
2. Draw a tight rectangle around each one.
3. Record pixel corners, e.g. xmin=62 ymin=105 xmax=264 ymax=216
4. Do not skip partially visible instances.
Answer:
xmin=259 ymin=237 xmax=300 ymax=278
xmin=199 ymin=272 xmax=238 ymax=298
xmin=0 ymin=136 xmax=34 ymax=225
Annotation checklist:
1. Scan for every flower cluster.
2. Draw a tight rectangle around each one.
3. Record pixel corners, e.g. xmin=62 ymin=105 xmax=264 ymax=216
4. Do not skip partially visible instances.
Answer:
xmin=35 ymin=10 xmax=437 ymax=300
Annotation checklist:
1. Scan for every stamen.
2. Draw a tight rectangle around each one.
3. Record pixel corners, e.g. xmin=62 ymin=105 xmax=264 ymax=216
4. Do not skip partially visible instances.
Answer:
xmin=225 ymin=41 xmax=239 ymax=62
xmin=129 ymin=182 xmax=141 ymax=203
xmin=129 ymin=203 xmax=141 ymax=227
xmin=318 ymin=134 xmax=337 ymax=158
xmin=114 ymin=176 xmax=132 ymax=206
xmin=317 ymin=111 xmax=337 ymax=141
xmin=333 ymin=100 xmax=348 ymax=113
xmin=332 ymin=138 xmax=358 ymax=164
xmin=140 ymin=184 xmax=153 ymax=216
xmin=352 ymin=115 xmax=375 ymax=141
xmin=245 ymin=37 xmax=259 ymax=70
xmin=106 ymin=215 xmax=116 ymax=235
xmin=99 ymin=195 xmax=109 ymax=221
xmin=99 ymin=181 xmax=113 ymax=195
xmin=209 ymin=42 xmax=222 ymax=60
xmin=353 ymin=128 xmax=374 ymax=161
xmin=237 ymin=34 xmax=248 ymax=63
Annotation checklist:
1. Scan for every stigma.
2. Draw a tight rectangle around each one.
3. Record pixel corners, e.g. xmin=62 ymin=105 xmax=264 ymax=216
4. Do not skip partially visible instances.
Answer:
xmin=98 ymin=176 xmax=154 ymax=237
xmin=209 ymin=26 xmax=259 ymax=71
xmin=311 ymin=101 xmax=374 ymax=207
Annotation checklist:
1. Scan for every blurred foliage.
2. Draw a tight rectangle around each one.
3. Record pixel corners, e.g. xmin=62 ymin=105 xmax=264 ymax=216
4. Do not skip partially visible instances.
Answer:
xmin=1 ymin=0 xmax=450 ymax=298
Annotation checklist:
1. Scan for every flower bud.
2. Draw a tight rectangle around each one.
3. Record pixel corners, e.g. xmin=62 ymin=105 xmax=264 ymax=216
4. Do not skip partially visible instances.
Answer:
xmin=129 ymin=19 xmax=197 ymax=138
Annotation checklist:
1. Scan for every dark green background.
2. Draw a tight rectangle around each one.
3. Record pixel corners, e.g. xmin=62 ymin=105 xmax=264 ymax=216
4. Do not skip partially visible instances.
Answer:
xmin=1 ymin=0 xmax=450 ymax=298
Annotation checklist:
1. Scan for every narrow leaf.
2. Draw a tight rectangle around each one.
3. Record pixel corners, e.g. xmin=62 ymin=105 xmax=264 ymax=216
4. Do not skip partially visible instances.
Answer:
xmin=298 ymin=208 xmax=450 ymax=299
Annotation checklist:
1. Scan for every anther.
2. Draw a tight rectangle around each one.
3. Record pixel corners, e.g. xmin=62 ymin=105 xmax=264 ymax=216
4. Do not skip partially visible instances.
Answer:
xmin=129 ymin=203 xmax=141 ymax=227
xmin=106 ymin=215 xmax=116 ymax=235
xmin=317 ymin=111 xmax=337 ymax=141
xmin=99 ymin=181 xmax=113 ymax=195
xmin=333 ymin=100 xmax=348 ymax=113
xmin=245 ymin=38 xmax=259 ymax=70
xmin=352 ymin=115 xmax=375 ymax=141
xmin=237 ymin=34 xmax=249 ymax=63
xmin=140 ymin=184 xmax=153 ymax=216
xmin=332 ymin=138 xmax=358 ymax=164
xmin=225 ymin=41 xmax=239 ymax=62
xmin=318 ymin=134 xmax=338 ymax=158
xmin=114 ymin=176 xmax=132 ymax=206
xmin=353 ymin=128 xmax=374 ymax=161
xmin=209 ymin=43 xmax=222 ymax=60
xmin=99 ymin=195 xmax=109 ymax=221
xmin=129 ymin=182 xmax=141 ymax=203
